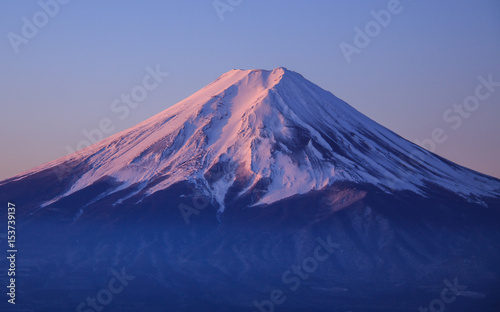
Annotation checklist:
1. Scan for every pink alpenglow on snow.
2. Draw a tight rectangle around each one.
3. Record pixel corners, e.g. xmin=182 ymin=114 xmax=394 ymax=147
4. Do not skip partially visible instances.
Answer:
xmin=7 ymin=68 xmax=499 ymax=211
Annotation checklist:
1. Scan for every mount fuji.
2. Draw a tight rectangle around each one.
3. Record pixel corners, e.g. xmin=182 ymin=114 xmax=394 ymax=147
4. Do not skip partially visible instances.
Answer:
xmin=1 ymin=68 xmax=500 ymax=312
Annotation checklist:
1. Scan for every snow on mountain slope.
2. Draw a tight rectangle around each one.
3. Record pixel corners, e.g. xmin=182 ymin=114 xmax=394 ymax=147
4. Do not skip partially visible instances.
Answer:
xmin=5 ymin=67 xmax=500 ymax=210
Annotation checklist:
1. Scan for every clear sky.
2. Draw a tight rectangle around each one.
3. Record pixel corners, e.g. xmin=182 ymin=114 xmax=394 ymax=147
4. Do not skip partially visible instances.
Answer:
xmin=1 ymin=0 xmax=499 ymax=180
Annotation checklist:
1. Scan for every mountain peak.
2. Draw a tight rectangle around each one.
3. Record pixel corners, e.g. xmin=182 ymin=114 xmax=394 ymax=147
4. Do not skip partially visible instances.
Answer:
xmin=217 ymin=67 xmax=291 ymax=84
xmin=229 ymin=66 xmax=291 ymax=74
xmin=219 ymin=67 xmax=297 ymax=89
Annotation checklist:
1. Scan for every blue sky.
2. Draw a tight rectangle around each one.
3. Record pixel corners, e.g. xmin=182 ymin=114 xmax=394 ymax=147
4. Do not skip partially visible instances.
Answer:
xmin=1 ymin=0 xmax=499 ymax=180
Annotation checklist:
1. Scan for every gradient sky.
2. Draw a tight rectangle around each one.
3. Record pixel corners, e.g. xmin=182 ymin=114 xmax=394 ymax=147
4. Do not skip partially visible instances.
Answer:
xmin=1 ymin=0 xmax=499 ymax=180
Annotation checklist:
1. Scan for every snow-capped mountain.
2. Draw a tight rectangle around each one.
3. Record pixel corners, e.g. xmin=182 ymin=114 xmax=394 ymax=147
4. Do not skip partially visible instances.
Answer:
xmin=5 ymin=67 xmax=499 ymax=212
xmin=1 ymin=68 xmax=500 ymax=312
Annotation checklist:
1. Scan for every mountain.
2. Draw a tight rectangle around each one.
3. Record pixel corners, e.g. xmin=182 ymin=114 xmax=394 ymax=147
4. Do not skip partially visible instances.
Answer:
xmin=6 ymin=68 xmax=498 ymax=210
xmin=1 ymin=68 xmax=500 ymax=312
